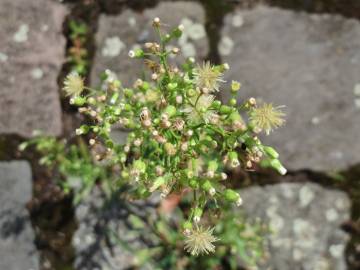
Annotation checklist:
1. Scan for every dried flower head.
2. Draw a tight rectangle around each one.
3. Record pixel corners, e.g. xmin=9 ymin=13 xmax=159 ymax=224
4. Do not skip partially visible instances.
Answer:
xmin=63 ymin=73 xmax=84 ymax=96
xmin=182 ymin=94 xmax=215 ymax=124
xmin=249 ymin=103 xmax=285 ymax=135
xmin=193 ymin=61 xmax=224 ymax=92
xmin=184 ymin=226 xmax=218 ymax=256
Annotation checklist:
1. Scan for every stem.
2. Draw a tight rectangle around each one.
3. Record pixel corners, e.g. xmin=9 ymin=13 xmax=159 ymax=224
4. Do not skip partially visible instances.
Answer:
xmin=155 ymin=27 xmax=170 ymax=78
xmin=194 ymin=92 xmax=202 ymax=108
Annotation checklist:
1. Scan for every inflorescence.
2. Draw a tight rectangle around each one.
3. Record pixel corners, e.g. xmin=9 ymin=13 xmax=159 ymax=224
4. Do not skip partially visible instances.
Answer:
xmin=63 ymin=17 xmax=286 ymax=256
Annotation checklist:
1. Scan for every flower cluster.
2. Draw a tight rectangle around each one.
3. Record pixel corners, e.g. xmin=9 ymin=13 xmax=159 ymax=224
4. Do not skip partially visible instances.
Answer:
xmin=63 ymin=17 xmax=285 ymax=255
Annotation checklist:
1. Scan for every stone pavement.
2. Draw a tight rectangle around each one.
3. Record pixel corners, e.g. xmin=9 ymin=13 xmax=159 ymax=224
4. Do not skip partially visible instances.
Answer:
xmin=0 ymin=0 xmax=67 ymax=138
xmin=91 ymin=1 xmax=208 ymax=88
xmin=0 ymin=161 xmax=39 ymax=270
xmin=240 ymin=182 xmax=350 ymax=270
xmin=221 ymin=6 xmax=360 ymax=171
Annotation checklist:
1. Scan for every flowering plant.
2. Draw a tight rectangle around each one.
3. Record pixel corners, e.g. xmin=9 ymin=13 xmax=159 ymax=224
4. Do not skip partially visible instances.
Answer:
xmin=62 ymin=17 xmax=285 ymax=255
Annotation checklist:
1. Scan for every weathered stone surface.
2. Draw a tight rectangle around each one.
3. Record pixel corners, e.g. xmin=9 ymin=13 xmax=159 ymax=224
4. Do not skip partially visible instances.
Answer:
xmin=73 ymin=187 xmax=157 ymax=270
xmin=240 ymin=182 xmax=350 ymax=270
xmin=222 ymin=6 xmax=360 ymax=171
xmin=0 ymin=161 xmax=39 ymax=270
xmin=91 ymin=1 xmax=208 ymax=88
xmin=0 ymin=0 xmax=66 ymax=137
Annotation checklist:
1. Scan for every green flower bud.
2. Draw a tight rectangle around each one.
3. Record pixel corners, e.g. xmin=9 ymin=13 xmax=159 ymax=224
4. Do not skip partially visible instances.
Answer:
xmin=106 ymin=140 xmax=114 ymax=148
xmin=208 ymin=160 xmax=218 ymax=172
xmin=114 ymin=108 xmax=121 ymax=116
xmin=119 ymin=153 xmax=127 ymax=163
xmin=76 ymin=125 xmax=90 ymax=135
xmin=185 ymin=169 xmax=194 ymax=179
xmin=201 ymin=180 xmax=213 ymax=192
xmin=229 ymin=98 xmax=236 ymax=106
xmin=124 ymin=104 xmax=132 ymax=111
xmin=187 ymin=88 xmax=196 ymax=97
xmin=134 ymin=48 xmax=144 ymax=58
xmin=229 ymin=111 xmax=241 ymax=122
xmin=137 ymin=186 xmax=151 ymax=198
xmin=164 ymin=105 xmax=176 ymax=117
xmin=199 ymin=107 xmax=207 ymax=113
xmin=189 ymin=179 xmax=199 ymax=188
xmin=231 ymin=80 xmax=241 ymax=92
xmin=110 ymin=93 xmax=119 ymax=104
xmin=112 ymin=79 xmax=121 ymax=89
xmin=124 ymin=88 xmax=133 ymax=98
xmin=193 ymin=207 xmax=203 ymax=223
xmin=224 ymin=189 xmax=240 ymax=202
xmin=87 ymin=97 xmax=96 ymax=105
xmin=228 ymin=151 xmax=238 ymax=161
xmin=220 ymin=105 xmax=232 ymax=114
xmin=133 ymin=160 xmax=146 ymax=173
xmin=171 ymin=27 xmax=183 ymax=38
xmin=121 ymin=170 xmax=129 ymax=178
xmin=141 ymin=81 xmax=150 ymax=91
xmin=71 ymin=96 xmax=86 ymax=106
xmin=263 ymin=146 xmax=279 ymax=159
xmin=270 ymin=159 xmax=287 ymax=175
xmin=182 ymin=221 xmax=193 ymax=230
xmin=167 ymin=82 xmax=178 ymax=90
xmin=212 ymin=100 xmax=222 ymax=109
xmin=149 ymin=176 xmax=166 ymax=192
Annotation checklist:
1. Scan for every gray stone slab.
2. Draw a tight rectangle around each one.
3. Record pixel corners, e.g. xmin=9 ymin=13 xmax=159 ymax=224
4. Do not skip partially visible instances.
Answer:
xmin=0 ymin=161 xmax=39 ymax=270
xmin=91 ymin=1 xmax=208 ymax=88
xmin=240 ymin=182 xmax=350 ymax=270
xmin=73 ymin=187 xmax=158 ymax=270
xmin=221 ymin=6 xmax=360 ymax=171
xmin=0 ymin=0 xmax=66 ymax=138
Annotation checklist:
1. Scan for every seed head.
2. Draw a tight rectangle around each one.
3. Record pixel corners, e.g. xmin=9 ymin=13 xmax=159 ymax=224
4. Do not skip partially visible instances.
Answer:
xmin=63 ymin=73 xmax=84 ymax=96
xmin=184 ymin=226 xmax=218 ymax=256
xmin=193 ymin=61 xmax=224 ymax=92
xmin=249 ymin=103 xmax=285 ymax=135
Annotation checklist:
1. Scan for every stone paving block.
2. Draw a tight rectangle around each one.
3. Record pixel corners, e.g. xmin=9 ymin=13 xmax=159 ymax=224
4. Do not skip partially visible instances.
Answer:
xmin=221 ymin=6 xmax=360 ymax=171
xmin=0 ymin=161 xmax=39 ymax=270
xmin=73 ymin=187 xmax=158 ymax=270
xmin=0 ymin=0 xmax=67 ymax=137
xmin=91 ymin=1 xmax=208 ymax=88
xmin=240 ymin=182 xmax=350 ymax=270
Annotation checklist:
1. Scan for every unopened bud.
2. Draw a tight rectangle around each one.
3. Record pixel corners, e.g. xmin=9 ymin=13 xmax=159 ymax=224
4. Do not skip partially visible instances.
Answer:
xmin=134 ymin=139 xmax=142 ymax=147
xmin=223 ymin=63 xmax=230 ymax=70
xmin=236 ymin=197 xmax=243 ymax=206
xmin=152 ymin=17 xmax=161 ymax=27
xmin=128 ymin=50 xmax=135 ymax=58
xmin=186 ymin=130 xmax=193 ymax=137
xmin=151 ymin=73 xmax=158 ymax=80
xmin=209 ymin=188 xmax=216 ymax=196
xmin=176 ymin=95 xmax=183 ymax=104
xmin=249 ymin=97 xmax=256 ymax=106
xmin=180 ymin=142 xmax=188 ymax=151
